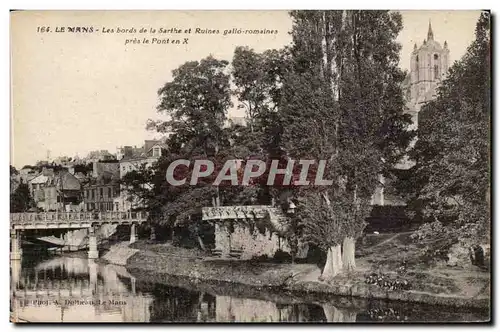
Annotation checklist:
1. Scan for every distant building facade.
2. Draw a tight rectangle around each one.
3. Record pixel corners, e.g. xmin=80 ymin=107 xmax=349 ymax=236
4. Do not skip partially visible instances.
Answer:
xmin=19 ymin=166 xmax=38 ymax=183
xmin=83 ymin=161 xmax=120 ymax=211
xmin=405 ymin=21 xmax=450 ymax=131
xmin=29 ymin=168 xmax=82 ymax=211
xmin=115 ymin=140 xmax=168 ymax=211
xmin=85 ymin=150 xmax=117 ymax=163
xmin=84 ymin=182 xmax=120 ymax=212
xmin=373 ymin=21 xmax=450 ymax=206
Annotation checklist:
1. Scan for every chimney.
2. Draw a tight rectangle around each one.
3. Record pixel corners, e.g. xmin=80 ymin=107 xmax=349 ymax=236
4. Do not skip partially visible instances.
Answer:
xmin=124 ymin=146 xmax=133 ymax=157
xmin=93 ymin=161 xmax=99 ymax=178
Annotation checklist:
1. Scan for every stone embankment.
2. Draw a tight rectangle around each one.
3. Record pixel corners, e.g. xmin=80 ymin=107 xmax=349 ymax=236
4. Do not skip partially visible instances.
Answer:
xmin=119 ymin=241 xmax=490 ymax=310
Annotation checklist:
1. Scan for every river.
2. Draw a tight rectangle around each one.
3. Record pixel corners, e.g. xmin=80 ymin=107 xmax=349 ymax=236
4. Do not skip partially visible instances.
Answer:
xmin=10 ymin=252 xmax=489 ymax=323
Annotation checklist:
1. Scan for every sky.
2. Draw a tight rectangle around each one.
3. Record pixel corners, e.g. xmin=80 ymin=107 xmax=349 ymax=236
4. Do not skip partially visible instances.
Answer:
xmin=10 ymin=10 xmax=482 ymax=168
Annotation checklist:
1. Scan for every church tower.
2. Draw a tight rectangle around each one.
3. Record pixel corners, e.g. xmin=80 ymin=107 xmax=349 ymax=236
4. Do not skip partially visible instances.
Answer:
xmin=373 ymin=21 xmax=451 ymax=206
xmin=408 ymin=21 xmax=450 ymax=130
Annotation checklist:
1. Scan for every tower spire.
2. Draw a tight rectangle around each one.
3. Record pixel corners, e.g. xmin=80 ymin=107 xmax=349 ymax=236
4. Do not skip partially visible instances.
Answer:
xmin=427 ymin=19 xmax=434 ymax=41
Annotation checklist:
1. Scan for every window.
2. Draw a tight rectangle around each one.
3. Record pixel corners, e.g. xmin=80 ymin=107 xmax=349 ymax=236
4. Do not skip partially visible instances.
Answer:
xmin=434 ymin=54 xmax=439 ymax=60
xmin=92 ymin=189 xmax=95 ymax=199
xmin=108 ymin=187 xmax=112 ymax=197
xmin=415 ymin=55 xmax=419 ymax=81
xmin=100 ymin=188 xmax=103 ymax=198
xmin=434 ymin=65 xmax=439 ymax=79
xmin=153 ymin=147 xmax=161 ymax=157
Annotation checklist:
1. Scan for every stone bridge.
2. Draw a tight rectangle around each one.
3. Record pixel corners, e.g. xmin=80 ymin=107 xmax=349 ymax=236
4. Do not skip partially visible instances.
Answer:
xmin=11 ymin=211 xmax=148 ymax=229
xmin=10 ymin=212 xmax=148 ymax=260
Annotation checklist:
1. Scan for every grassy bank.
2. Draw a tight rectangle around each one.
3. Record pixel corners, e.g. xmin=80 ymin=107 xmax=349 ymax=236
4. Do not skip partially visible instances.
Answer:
xmin=122 ymin=237 xmax=490 ymax=310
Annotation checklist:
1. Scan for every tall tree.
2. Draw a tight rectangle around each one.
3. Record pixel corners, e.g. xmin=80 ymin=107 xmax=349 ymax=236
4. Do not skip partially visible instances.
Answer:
xmin=149 ymin=56 xmax=232 ymax=158
xmin=138 ymin=56 xmax=234 ymax=247
xmin=232 ymin=46 xmax=290 ymax=135
xmin=282 ymin=10 xmax=412 ymax=278
xmin=10 ymin=165 xmax=18 ymax=176
xmin=232 ymin=47 xmax=292 ymax=205
xmin=11 ymin=180 xmax=34 ymax=212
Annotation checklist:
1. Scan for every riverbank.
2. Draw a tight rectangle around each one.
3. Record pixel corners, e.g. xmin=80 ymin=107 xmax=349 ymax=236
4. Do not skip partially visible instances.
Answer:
xmin=103 ymin=237 xmax=490 ymax=311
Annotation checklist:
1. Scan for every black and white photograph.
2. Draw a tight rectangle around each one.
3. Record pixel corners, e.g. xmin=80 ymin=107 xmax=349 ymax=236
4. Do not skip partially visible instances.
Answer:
xmin=8 ymin=9 xmax=491 ymax=323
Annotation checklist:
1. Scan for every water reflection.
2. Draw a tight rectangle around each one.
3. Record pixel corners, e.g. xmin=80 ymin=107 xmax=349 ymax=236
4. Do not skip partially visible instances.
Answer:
xmin=11 ymin=256 xmax=153 ymax=322
xmin=10 ymin=255 xmax=489 ymax=323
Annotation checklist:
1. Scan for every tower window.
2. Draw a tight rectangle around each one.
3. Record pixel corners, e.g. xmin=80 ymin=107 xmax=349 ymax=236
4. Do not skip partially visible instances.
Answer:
xmin=434 ymin=54 xmax=439 ymax=60
xmin=415 ymin=55 xmax=419 ymax=80
xmin=434 ymin=65 xmax=439 ymax=79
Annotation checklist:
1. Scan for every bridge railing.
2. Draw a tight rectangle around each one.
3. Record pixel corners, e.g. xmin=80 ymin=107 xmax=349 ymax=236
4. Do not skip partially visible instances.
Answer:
xmin=201 ymin=205 xmax=273 ymax=221
xmin=10 ymin=211 xmax=149 ymax=223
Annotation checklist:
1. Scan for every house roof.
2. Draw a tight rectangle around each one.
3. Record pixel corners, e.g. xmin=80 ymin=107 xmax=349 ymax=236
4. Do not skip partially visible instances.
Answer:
xmin=144 ymin=140 xmax=161 ymax=154
xmin=145 ymin=142 xmax=168 ymax=154
xmin=29 ymin=174 xmax=49 ymax=184
xmin=55 ymin=171 xmax=81 ymax=191
xmin=119 ymin=154 xmax=148 ymax=162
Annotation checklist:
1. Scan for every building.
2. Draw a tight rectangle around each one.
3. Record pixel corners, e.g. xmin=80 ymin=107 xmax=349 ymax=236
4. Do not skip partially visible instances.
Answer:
xmin=83 ymin=161 xmax=120 ymax=211
xmin=117 ymin=140 xmax=166 ymax=177
xmin=83 ymin=181 xmax=120 ymax=212
xmin=19 ymin=165 xmax=38 ymax=183
xmin=372 ymin=21 xmax=450 ymax=206
xmin=29 ymin=168 xmax=82 ymax=211
xmin=92 ymin=160 xmax=120 ymax=179
xmin=52 ymin=156 xmax=73 ymax=167
xmin=405 ymin=21 xmax=450 ymax=131
xmin=116 ymin=145 xmax=143 ymax=162
xmin=114 ymin=140 xmax=168 ymax=211
xmin=85 ymin=150 xmax=117 ymax=163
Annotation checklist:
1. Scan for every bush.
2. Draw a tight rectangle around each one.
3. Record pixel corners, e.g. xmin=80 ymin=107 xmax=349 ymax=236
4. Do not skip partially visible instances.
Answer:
xmin=365 ymin=205 xmax=413 ymax=233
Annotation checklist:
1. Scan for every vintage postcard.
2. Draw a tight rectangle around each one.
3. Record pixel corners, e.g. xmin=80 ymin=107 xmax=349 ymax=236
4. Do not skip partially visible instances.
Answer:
xmin=9 ymin=10 xmax=491 ymax=323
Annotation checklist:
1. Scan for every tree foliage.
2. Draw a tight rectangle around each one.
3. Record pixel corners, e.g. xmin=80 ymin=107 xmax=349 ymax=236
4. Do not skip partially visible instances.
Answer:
xmin=279 ymin=11 xmax=412 ymax=275
xmin=125 ymin=12 xmax=428 ymax=271
xmin=11 ymin=180 xmax=34 ymax=212
xmin=407 ymin=12 xmax=491 ymax=245
xmin=148 ymin=56 xmax=232 ymax=157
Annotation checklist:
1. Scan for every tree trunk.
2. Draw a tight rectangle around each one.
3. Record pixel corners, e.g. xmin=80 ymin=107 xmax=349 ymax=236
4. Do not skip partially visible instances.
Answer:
xmin=322 ymin=304 xmax=356 ymax=322
xmin=321 ymin=244 xmax=343 ymax=279
xmin=149 ymin=226 xmax=156 ymax=241
xmin=342 ymin=236 xmax=356 ymax=271
xmin=198 ymin=292 xmax=205 ymax=308
xmin=197 ymin=235 xmax=207 ymax=251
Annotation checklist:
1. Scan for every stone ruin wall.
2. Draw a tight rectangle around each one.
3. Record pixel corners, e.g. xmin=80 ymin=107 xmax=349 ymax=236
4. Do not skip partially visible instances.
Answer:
xmin=214 ymin=223 xmax=291 ymax=260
